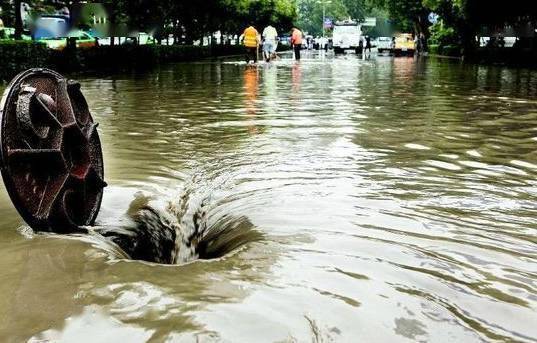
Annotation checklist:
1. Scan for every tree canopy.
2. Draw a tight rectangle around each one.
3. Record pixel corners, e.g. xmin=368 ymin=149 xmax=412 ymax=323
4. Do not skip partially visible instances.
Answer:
xmin=294 ymin=0 xmax=388 ymax=36
xmin=0 ymin=0 xmax=298 ymax=41
xmin=366 ymin=0 xmax=537 ymax=53
xmin=295 ymin=0 xmax=349 ymax=36
xmin=1 ymin=0 xmax=535 ymax=52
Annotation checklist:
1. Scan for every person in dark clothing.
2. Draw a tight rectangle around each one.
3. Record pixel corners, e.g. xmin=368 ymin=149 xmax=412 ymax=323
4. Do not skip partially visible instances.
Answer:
xmin=365 ymin=36 xmax=372 ymax=54
xmin=357 ymin=39 xmax=363 ymax=54
xmin=418 ymin=33 xmax=427 ymax=54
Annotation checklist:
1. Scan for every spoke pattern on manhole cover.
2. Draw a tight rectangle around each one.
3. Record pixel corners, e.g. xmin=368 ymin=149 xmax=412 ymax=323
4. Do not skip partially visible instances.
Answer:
xmin=0 ymin=69 xmax=106 ymax=233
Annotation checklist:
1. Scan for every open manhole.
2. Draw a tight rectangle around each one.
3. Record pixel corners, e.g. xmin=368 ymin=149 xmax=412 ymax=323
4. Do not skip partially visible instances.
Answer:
xmin=0 ymin=69 xmax=257 ymax=265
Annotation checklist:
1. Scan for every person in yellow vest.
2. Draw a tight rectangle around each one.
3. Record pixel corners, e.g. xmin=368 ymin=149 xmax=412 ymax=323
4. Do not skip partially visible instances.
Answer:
xmin=240 ymin=24 xmax=260 ymax=64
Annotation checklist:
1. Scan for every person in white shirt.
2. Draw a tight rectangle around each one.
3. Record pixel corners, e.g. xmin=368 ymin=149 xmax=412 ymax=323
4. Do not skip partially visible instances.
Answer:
xmin=262 ymin=25 xmax=278 ymax=62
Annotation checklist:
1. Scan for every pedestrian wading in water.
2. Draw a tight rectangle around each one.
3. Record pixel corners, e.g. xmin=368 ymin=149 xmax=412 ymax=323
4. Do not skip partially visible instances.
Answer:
xmin=262 ymin=24 xmax=279 ymax=62
xmin=241 ymin=23 xmax=260 ymax=64
xmin=291 ymin=27 xmax=303 ymax=61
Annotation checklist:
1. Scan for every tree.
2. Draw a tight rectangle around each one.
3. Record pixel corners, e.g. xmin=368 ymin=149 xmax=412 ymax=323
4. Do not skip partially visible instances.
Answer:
xmin=342 ymin=0 xmax=376 ymax=22
xmin=0 ymin=0 xmax=15 ymax=27
xmin=424 ymin=0 xmax=537 ymax=54
xmin=368 ymin=0 xmax=430 ymax=34
xmin=1 ymin=0 xmax=298 ymax=43
xmin=14 ymin=0 xmax=21 ymax=39
xmin=296 ymin=0 xmax=349 ymax=36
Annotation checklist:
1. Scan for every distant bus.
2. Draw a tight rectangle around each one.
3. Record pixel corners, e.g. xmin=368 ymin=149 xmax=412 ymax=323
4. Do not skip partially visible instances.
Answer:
xmin=332 ymin=20 xmax=363 ymax=54
xmin=33 ymin=15 xmax=70 ymax=40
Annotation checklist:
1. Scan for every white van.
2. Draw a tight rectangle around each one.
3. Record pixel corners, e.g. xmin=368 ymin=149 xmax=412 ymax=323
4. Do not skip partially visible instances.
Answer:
xmin=332 ymin=21 xmax=363 ymax=54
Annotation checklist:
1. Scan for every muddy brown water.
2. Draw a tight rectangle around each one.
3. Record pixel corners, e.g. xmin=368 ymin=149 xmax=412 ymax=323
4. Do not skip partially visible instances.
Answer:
xmin=1 ymin=52 xmax=536 ymax=342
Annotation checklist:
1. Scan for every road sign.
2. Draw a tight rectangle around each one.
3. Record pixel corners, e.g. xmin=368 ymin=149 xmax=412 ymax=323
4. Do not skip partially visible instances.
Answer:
xmin=362 ymin=17 xmax=377 ymax=27
xmin=428 ymin=12 xmax=439 ymax=25
xmin=324 ymin=18 xmax=333 ymax=29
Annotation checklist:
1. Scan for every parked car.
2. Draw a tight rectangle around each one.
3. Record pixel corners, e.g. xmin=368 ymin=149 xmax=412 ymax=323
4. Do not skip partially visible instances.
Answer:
xmin=393 ymin=33 xmax=415 ymax=56
xmin=138 ymin=32 xmax=156 ymax=45
xmin=279 ymin=35 xmax=291 ymax=46
xmin=98 ymin=32 xmax=155 ymax=46
xmin=376 ymin=36 xmax=392 ymax=53
xmin=40 ymin=30 xmax=97 ymax=50
xmin=479 ymin=36 xmax=517 ymax=48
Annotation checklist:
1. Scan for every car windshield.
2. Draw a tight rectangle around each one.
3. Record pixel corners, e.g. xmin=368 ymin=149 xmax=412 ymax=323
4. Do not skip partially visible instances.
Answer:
xmin=35 ymin=18 xmax=68 ymax=39
xmin=334 ymin=26 xmax=359 ymax=34
xmin=396 ymin=35 xmax=413 ymax=42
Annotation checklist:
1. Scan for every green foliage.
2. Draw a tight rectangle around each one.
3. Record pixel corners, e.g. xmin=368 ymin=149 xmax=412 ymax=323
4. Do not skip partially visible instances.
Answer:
xmin=428 ymin=43 xmax=439 ymax=54
xmin=105 ymin=0 xmax=297 ymax=41
xmin=0 ymin=0 xmax=297 ymax=42
xmin=369 ymin=0 xmax=537 ymax=55
xmin=441 ymin=44 xmax=460 ymax=56
xmin=67 ymin=45 xmax=236 ymax=71
xmin=0 ymin=40 xmax=244 ymax=81
xmin=0 ymin=0 xmax=15 ymax=27
xmin=2 ymin=0 xmax=535 ymax=58
xmin=426 ymin=43 xmax=460 ymax=56
xmin=330 ymin=0 xmax=388 ymax=23
xmin=368 ymin=0 xmax=429 ymax=32
xmin=296 ymin=0 xmax=349 ymax=36
xmin=295 ymin=0 xmax=382 ymax=36
xmin=0 ymin=40 xmax=48 ymax=81
xmin=428 ymin=20 xmax=457 ymax=46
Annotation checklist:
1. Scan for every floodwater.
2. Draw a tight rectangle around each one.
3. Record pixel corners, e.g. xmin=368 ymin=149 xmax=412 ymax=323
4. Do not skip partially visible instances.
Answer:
xmin=1 ymin=52 xmax=536 ymax=342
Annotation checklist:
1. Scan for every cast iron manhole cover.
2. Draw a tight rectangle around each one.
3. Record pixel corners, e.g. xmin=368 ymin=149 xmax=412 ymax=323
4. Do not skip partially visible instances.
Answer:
xmin=0 ymin=68 xmax=106 ymax=233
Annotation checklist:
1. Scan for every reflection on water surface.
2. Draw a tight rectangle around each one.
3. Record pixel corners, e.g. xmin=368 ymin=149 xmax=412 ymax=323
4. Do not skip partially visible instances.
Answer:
xmin=1 ymin=52 xmax=536 ymax=342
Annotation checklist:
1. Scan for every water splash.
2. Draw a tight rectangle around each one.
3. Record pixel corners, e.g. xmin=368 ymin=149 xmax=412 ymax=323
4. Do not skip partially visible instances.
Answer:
xmin=88 ymin=183 xmax=262 ymax=265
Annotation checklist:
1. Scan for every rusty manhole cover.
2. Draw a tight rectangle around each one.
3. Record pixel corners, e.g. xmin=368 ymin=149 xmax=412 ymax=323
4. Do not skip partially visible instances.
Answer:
xmin=0 ymin=68 xmax=106 ymax=233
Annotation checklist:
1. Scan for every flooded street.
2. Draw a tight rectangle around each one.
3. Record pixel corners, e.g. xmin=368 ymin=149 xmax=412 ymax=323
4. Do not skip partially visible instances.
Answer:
xmin=1 ymin=52 xmax=536 ymax=341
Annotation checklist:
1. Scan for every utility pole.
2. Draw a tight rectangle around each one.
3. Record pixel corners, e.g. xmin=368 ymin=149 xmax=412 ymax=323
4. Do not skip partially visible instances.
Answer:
xmin=321 ymin=0 xmax=332 ymax=39
xmin=322 ymin=1 xmax=325 ymax=39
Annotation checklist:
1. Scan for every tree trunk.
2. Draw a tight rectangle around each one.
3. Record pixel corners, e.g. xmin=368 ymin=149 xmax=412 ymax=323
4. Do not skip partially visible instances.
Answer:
xmin=14 ymin=0 xmax=22 ymax=40
xmin=109 ymin=4 xmax=117 ymax=47
xmin=458 ymin=17 xmax=477 ymax=58
xmin=415 ymin=13 xmax=430 ymax=38
xmin=460 ymin=25 xmax=477 ymax=58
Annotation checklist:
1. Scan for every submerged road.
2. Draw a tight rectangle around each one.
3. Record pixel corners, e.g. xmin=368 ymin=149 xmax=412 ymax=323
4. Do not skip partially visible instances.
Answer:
xmin=0 ymin=51 xmax=536 ymax=341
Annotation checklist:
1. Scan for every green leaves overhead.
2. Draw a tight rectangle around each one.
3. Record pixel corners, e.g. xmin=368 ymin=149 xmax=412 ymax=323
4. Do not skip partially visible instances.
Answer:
xmin=372 ymin=0 xmax=537 ymax=53
xmin=2 ymin=0 xmax=535 ymax=48
xmin=296 ymin=0 xmax=350 ymax=36
xmin=371 ymin=0 xmax=537 ymax=33
xmin=0 ymin=0 xmax=297 ymax=41
xmin=109 ymin=0 xmax=297 ymax=39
